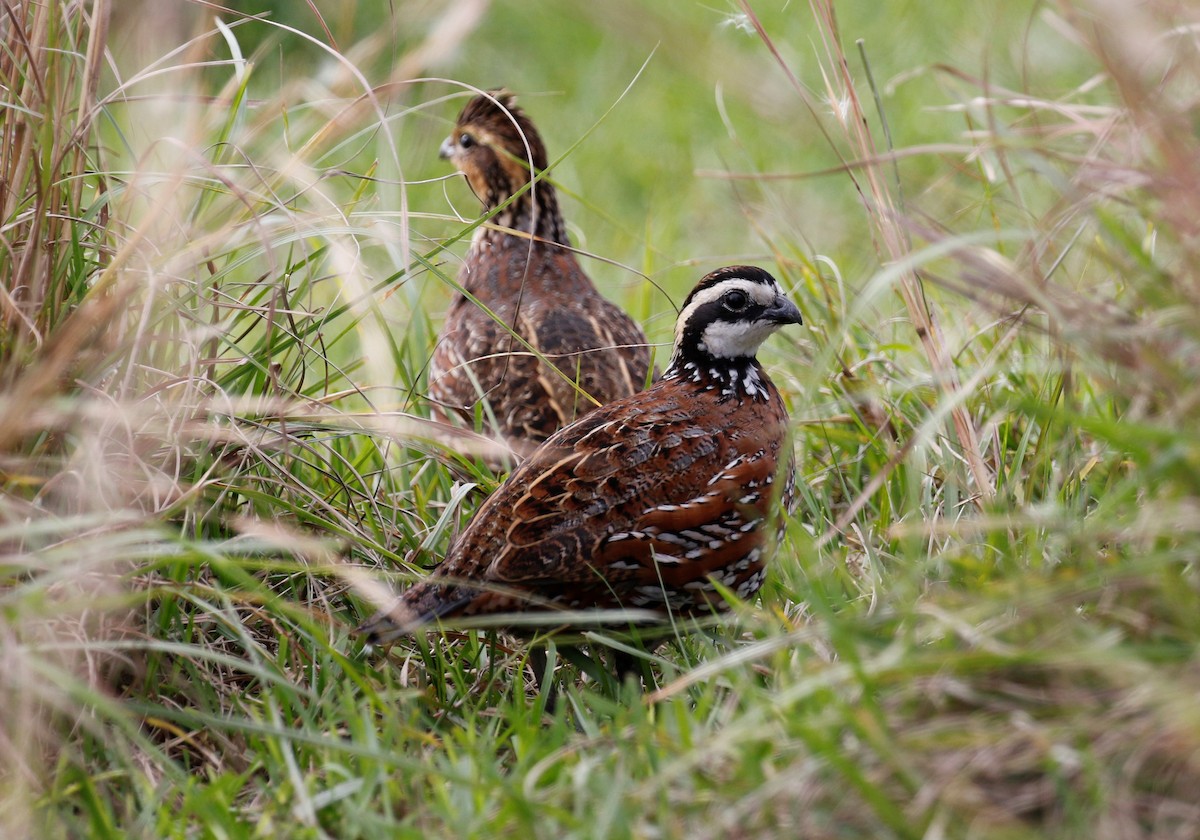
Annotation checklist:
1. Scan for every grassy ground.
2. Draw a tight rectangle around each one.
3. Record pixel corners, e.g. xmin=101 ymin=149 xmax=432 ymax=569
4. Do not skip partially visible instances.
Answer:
xmin=3 ymin=0 xmax=1200 ymax=837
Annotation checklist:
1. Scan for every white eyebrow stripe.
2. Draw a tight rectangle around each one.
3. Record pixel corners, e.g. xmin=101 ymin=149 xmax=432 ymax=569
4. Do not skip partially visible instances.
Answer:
xmin=674 ymin=278 xmax=780 ymax=347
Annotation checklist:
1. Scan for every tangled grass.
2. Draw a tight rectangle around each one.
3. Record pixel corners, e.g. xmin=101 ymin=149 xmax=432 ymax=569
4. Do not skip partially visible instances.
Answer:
xmin=2 ymin=1 xmax=1199 ymax=837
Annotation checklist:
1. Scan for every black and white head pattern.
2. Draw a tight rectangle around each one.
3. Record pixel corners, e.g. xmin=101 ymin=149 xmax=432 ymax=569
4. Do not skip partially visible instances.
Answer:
xmin=665 ymin=265 xmax=803 ymax=401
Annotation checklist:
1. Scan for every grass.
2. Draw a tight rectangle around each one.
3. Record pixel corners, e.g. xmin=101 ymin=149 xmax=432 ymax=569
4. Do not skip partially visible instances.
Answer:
xmin=3 ymin=0 xmax=1200 ymax=837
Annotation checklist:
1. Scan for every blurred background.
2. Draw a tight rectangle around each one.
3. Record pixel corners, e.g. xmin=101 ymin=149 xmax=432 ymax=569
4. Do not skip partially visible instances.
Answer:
xmin=107 ymin=0 xmax=1100 ymax=339
xmin=4 ymin=1 xmax=1200 ymax=837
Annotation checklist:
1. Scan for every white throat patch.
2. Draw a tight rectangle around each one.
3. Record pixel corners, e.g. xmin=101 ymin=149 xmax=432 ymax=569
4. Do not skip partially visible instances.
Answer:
xmin=674 ymin=276 xmax=784 ymax=358
xmin=697 ymin=318 xmax=782 ymax=359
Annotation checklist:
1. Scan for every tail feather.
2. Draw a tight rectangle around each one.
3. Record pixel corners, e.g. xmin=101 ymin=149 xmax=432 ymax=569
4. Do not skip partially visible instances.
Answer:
xmin=354 ymin=582 xmax=474 ymax=646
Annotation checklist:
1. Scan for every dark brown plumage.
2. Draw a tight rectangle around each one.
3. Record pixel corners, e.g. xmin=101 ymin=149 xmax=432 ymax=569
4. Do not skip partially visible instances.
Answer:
xmin=429 ymin=91 xmax=652 ymax=447
xmin=359 ymin=265 xmax=802 ymax=643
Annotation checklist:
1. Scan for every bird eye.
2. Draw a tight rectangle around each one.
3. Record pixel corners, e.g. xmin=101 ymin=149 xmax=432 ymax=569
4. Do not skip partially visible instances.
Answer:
xmin=459 ymin=133 xmax=476 ymax=149
xmin=722 ymin=289 xmax=749 ymax=312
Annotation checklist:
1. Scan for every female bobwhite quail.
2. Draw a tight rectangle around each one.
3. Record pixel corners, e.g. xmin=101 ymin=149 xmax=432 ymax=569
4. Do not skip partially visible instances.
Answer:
xmin=359 ymin=265 xmax=802 ymax=642
xmin=429 ymin=91 xmax=653 ymax=448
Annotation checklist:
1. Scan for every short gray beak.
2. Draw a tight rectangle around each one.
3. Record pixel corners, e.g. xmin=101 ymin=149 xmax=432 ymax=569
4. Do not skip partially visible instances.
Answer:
xmin=764 ymin=295 xmax=803 ymax=326
xmin=438 ymin=136 xmax=455 ymax=160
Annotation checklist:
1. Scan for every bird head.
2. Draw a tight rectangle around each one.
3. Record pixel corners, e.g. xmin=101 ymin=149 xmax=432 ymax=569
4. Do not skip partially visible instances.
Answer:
xmin=671 ymin=266 xmax=803 ymax=366
xmin=439 ymin=91 xmax=549 ymax=210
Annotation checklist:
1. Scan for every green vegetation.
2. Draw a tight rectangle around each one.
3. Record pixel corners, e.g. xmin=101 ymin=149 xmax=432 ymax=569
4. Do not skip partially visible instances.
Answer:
xmin=3 ymin=1 xmax=1198 ymax=837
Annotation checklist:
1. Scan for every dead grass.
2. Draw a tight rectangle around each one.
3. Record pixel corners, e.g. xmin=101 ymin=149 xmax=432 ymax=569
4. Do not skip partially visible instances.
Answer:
xmin=1 ymin=0 xmax=1199 ymax=837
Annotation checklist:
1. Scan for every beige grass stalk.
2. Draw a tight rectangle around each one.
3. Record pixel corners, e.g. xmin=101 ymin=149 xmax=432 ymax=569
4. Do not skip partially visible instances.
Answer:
xmin=810 ymin=0 xmax=993 ymax=504
xmin=739 ymin=0 xmax=994 ymax=507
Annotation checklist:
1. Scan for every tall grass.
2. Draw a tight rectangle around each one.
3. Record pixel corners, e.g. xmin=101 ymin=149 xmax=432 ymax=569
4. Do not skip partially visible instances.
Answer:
xmin=1 ymin=0 xmax=1199 ymax=837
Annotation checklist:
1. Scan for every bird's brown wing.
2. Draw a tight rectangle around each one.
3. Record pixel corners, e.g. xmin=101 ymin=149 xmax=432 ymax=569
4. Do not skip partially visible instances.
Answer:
xmin=428 ymin=296 xmax=565 ymax=441
xmin=430 ymin=294 xmax=652 ymax=442
xmin=520 ymin=300 xmax=649 ymax=421
xmin=438 ymin=384 xmax=788 ymax=592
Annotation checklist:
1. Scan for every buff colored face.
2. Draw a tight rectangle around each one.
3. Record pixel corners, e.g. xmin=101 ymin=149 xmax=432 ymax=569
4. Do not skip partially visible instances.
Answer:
xmin=440 ymin=98 xmax=541 ymax=208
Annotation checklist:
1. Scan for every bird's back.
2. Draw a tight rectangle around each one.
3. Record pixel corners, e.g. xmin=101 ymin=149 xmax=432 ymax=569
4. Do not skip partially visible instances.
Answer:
xmin=429 ymin=239 xmax=652 ymax=444
xmin=398 ymin=366 xmax=792 ymax=625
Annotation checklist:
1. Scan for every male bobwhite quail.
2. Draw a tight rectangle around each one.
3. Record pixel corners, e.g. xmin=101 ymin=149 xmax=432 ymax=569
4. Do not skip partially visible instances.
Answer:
xmin=428 ymin=91 xmax=653 ymax=448
xmin=359 ymin=265 xmax=802 ymax=643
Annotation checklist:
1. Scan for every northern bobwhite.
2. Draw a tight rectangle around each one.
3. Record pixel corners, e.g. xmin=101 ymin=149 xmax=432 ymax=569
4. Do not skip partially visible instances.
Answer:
xmin=428 ymin=91 xmax=653 ymax=448
xmin=359 ymin=265 xmax=802 ymax=642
